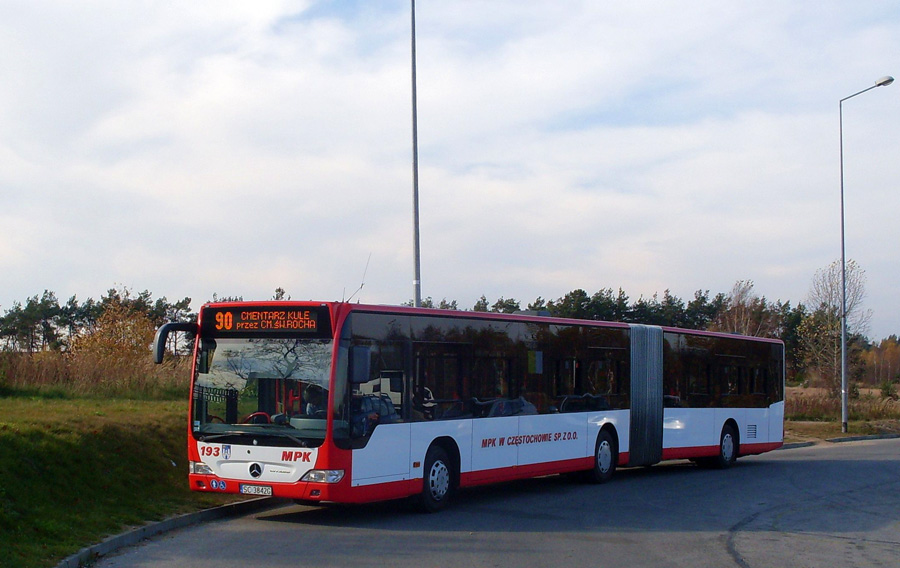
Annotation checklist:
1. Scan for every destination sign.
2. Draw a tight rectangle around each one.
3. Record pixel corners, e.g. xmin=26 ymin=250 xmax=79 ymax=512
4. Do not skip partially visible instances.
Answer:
xmin=201 ymin=306 xmax=330 ymax=337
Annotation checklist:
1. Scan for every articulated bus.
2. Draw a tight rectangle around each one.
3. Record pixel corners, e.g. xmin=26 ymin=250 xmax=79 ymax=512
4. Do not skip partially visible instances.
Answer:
xmin=154 ymin=302 xmax=784 ymax=512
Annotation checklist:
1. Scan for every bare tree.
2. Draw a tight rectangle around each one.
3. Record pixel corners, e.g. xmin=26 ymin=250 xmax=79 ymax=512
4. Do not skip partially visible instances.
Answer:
xmin=808 ymin=259 xmax=870 ymax=335
xmin=801 ymin=259 xmax=870 ymax=394
xmin=710 ymin=280 xmax=778 ymax=337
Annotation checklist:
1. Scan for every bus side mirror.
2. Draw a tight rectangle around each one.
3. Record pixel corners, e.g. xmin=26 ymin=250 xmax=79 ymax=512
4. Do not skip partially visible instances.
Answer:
xmin=154 ymin=322 xmax=198 ymax=364
xmin=350 ymin=346 xmax=371 ymax=384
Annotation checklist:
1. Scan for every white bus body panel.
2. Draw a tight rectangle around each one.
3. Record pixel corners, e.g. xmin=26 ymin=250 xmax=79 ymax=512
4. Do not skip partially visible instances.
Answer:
xmin=514 ymin=413 xmax=588 ymax=466
xmin=769 ymin=400 xmax=784 ymax=442
xmin=350 ymin=423 xmax=412 ymax=486
xmin=352 ymin=410 xmax=631 ymax=487
xmin=663 ymin=408 xmax=717 ymax=450
xmin=471 ymin=417 xmax=519 ymax=472
xmin=662 ymin=404 xmax=782 ymax=453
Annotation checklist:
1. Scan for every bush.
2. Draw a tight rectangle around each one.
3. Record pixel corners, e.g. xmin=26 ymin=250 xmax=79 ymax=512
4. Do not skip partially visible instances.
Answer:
xmin=785 ymin=389 xmax=900 ymax=421
xmin=786 ymin=392 xmax=838 ymax=421
xmin=0 ymin=350 xmax=190 ymax=400
xmin=880 ymin=379 xmax=898 ymax=401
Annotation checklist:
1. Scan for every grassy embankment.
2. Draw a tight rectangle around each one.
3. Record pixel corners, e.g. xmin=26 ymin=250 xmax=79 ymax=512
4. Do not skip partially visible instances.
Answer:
xmin=1 ymin=385 xmax=899 ymax=568
xmin=0 ymin=390 xmax=241 ymax=568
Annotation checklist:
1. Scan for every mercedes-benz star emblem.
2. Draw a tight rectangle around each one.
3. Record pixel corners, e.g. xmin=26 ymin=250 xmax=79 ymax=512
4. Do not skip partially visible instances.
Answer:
xmin=249 ymin=463 xmax=262 ymax=478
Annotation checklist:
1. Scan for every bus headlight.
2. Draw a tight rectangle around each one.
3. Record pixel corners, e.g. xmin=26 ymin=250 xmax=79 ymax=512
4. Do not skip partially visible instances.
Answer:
xmin=301 ymin=469 xmax=345 ymax=484
xmin=190 ymin=461 xmax=214 ymax=475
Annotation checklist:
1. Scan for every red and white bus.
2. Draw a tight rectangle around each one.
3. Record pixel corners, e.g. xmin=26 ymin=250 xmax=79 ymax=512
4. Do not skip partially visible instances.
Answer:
xmin=154 ymin=302 xmax=784 ymax=511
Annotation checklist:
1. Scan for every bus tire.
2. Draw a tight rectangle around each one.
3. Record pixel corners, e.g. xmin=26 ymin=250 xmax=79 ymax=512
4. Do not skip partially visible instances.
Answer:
xmin=419 ymin=445 xmax=453 ymax=513
xmin=713 ymin=423 xmax=738 ymax=469
xmin=586 ymin=429 xmax=617 ymax=484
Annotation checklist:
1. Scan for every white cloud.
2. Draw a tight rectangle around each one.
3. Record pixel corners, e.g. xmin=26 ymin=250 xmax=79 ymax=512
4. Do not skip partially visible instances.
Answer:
xmin=1 ymin=1 xmax=899 ymax=339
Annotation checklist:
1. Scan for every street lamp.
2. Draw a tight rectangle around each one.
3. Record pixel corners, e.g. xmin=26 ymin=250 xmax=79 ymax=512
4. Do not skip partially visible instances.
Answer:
xmin=411 ymin=0 xmax=422 ymax=307
xmin=839 ymin=75 xmax=893 ymax=433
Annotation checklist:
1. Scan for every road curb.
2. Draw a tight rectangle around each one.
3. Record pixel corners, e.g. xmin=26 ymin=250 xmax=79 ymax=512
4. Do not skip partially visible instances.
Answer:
xmin=780 ymin=433 xmax=900 ymax=450
xmin=825 ymin=433 xmax=900 ymax=444
xmin=54 ymin=497 xmax=291 ymax=568
xmin=779 ymin=441 xmax=816 ymax=449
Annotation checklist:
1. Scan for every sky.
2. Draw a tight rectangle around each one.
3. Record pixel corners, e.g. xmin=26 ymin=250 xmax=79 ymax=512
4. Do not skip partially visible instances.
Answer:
xmin=1 ymin=1 xmax=899 ymax=340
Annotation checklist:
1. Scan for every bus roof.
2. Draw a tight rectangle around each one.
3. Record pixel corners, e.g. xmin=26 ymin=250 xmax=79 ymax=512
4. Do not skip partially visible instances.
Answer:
xmin=199 ymin=301 xmax=784 ymax=345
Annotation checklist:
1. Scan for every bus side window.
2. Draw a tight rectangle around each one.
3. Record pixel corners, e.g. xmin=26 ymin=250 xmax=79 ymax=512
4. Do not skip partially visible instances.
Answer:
xmin=557 ymin=358 xmax=579 ymax=397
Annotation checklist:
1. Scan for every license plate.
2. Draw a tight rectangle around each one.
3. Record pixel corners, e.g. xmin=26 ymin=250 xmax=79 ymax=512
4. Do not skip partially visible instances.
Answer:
xmin=240 ymin=484 xmax=273 ymax=496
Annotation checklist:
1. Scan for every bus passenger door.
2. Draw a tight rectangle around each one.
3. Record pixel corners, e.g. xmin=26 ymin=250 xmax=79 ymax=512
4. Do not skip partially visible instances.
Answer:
xmin=469 ymin=357 xmax=517 ymax=480
xmin=349 ymin=370 xmax=411 ymax=487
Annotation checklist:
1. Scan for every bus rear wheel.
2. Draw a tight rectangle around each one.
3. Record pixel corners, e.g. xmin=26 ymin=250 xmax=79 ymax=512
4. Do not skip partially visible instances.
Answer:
xmin=713 ymin=424 xmax=738 ymax=469
xmin=586 ymin=429 xmax=617 ymax=484
xmin=419 ymin=446 xmax=453 ymax=513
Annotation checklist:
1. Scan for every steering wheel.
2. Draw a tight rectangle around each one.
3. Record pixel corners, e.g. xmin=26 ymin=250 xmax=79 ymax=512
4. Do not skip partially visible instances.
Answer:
xmin=207 ymin=415 xmax=225 ymax=424
xmin=242 ymin=411 xmax=271 ymax=424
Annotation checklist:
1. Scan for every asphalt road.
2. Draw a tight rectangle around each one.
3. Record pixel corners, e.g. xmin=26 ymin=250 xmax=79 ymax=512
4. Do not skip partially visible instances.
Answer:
xmin=95 ymin=439 xmax=900 ymax=568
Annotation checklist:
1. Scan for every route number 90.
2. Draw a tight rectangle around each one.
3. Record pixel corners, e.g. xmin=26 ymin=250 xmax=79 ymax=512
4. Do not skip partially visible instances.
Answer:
xmin=215 ymin=312 xmax=233 ymax=330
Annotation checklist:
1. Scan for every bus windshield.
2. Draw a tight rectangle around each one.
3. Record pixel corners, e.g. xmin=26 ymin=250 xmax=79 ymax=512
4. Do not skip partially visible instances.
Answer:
xmin=191 ymin=337 xmax=333 ymax=447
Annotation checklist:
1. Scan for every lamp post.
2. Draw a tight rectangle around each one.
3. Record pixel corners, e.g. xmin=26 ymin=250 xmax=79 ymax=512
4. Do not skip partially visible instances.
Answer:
xmin=411 ymin=0 xmax=422 ymax=307
xmin=839 ymin=75 xmax=893 ymax=433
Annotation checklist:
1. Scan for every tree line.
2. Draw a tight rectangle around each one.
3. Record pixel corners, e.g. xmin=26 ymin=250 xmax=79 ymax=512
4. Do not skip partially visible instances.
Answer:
xmin=0 ymin=288 xmax=192 ymax=353
xmin=412 ymin=281 xmax=812 ymax=376
xmin=2 ymin=266 xmax=898 ymax=398
xmin=0 ymin=288 xmax=194 ymax=396
xmin=415 ymin=263 xmax=895 ymax=397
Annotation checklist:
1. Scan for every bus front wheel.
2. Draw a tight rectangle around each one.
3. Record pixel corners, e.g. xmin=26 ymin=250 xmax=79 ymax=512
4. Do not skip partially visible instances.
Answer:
xmin=419 ymin=445 xmax=454 ymax=513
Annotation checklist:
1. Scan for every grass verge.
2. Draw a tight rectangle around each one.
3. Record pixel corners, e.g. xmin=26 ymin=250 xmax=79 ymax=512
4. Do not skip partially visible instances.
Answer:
xmin=783 ymin=386 xmax=900 ymax=443
xmin=784 ymin=419 xmax=900 ymax=443
xmin=0 ymin=395 xmax=242 ymax=568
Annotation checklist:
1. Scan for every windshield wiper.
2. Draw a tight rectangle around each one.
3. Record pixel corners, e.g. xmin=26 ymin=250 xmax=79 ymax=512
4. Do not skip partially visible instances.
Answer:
xmin=197 ymin=433 xmax=242 ymax=442
xmin=272 ymin=431 xmax=309 ymax=447
xmin=197 ymin=428 xmax=309 ymax=447
xmin=251 ymin=425 xmax=310 ymax=447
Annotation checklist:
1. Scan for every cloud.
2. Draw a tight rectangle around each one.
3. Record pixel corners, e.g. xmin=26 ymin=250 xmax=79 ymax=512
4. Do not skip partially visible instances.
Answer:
xmin=1 ymin=1 xmax=899 ymax=339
